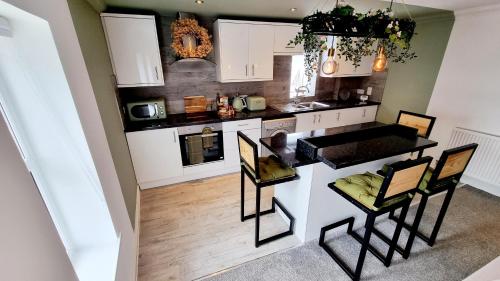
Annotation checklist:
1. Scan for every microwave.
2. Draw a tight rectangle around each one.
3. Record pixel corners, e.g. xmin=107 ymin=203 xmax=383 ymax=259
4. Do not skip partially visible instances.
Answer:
xmin=126 ymin=99 xmax=167 ymax=121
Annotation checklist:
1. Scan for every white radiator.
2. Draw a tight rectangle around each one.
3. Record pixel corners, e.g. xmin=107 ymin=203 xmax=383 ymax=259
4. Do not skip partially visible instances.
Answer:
xmin=447 ymin=127 xmax=500 ymax=195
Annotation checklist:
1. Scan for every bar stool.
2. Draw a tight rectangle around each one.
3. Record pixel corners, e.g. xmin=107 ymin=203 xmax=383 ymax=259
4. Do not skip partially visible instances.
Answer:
xmin=237 ymin=131 xmax=299 ymax=248
xmin=319 ymin=156 xmax=432 ymax=281
xmin=382 ymin=143 xmax=478 ymax=259
xmin=396 ymin=110 xmax=436 ymax=158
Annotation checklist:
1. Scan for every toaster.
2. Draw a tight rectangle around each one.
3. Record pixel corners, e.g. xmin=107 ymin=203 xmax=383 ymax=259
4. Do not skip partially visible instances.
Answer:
xmin=245 ymin=96 xmax=266 ymax=111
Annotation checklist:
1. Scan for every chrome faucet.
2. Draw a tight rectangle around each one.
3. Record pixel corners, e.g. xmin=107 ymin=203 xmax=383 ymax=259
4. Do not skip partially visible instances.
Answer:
xmin=293 ymin=86 xmax=309 ymax=105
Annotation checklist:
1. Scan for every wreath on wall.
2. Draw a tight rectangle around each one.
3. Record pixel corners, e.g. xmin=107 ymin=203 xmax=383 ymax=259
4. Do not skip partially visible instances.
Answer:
xmin=171 ymin=18 xmax=212 ymax=59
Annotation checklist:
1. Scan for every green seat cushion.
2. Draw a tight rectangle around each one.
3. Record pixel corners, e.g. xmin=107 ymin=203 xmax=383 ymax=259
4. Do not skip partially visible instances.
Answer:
xmin=258 ymin=155 xmax=296 ymax=182
xmin=335 ymin=172 xmax=411 ymax=211
xmin=382 ymin=164 xmax=433 ymax=194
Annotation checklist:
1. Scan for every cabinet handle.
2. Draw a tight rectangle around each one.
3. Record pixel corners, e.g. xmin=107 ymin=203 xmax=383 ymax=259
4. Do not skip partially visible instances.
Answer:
xmin=154 ymin=66 xmax=159 ymax=80
xmin=285 ymin=46 xmax=295 ymax=49
xmin=238 ymin=123 xmax=249 ymax=127
xmin=173 ymin=131 xmax=176 ymax=143
xmin=245 ymin=64 xmax=248 ymax=76
xmin=318 ymin=114 xmax=322 ymax=123
xmin=336 ymin=112 xmax=340 ymax=121
xmin=363 ymin=109 xmax=366 ymax=118
xmin=313 ymin=114 xmax=317 ymax=124
xmin=252 ymin=64 xmax=255 ymax=76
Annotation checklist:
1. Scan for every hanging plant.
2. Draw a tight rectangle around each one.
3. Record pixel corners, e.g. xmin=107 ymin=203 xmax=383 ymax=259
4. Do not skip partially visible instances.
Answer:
xmin=289 ymin=5 xmax=417 ymax=80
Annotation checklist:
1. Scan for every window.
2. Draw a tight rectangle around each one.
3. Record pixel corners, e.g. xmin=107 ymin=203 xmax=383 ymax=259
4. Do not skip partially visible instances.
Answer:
xmin=289 ymin=54 xmax=317 ymax=99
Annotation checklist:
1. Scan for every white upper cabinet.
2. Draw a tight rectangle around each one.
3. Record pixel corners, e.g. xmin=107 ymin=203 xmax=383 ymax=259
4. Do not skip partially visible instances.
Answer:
xmin=101 ymin=13 xmax=164 ymax=87
xmin=214 ymin=20 xmax=274 ymax=82
xmin=273 ymin=24 xmax=303 ymax=54
xmin=248 ymin=24 xmax=274 ymax=79
xmin=320 ymin=36 xmax=376 ymax=78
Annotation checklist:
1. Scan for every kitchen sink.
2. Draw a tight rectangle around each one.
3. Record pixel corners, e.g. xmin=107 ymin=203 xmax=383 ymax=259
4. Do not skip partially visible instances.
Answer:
xmin=271 ymin=101 xmax=332 ymax=113
xmin=294 ymin=101 xmax=330 ymax=109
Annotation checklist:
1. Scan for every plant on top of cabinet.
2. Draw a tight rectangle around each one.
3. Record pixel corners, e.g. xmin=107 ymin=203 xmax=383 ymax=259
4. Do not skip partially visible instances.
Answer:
xmin=171 ymin=18 xmax=212 ymax=59
xmin=101 ymin=13 xmax=164 ymax=88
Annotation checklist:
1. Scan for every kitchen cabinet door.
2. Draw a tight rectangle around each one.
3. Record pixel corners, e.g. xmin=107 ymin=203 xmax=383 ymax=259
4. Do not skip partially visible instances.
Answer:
xmin=224 ymin=128 xmax=261 ymax=169
xmin=317 ymin=110 xmax=342 ymax=128
xmin=101 ymin=14 xmax=164 ymax=87
xmin=215 ymin=21 xmax=249 ymax=81
xmin=249 ymin=24 xmax=274 ymax=80
xmin=295 ymin=112 xmax=319 ymax=132
xmin=126 ymin=128 xmax=183 ymax=185
xmin=359 ymin=105 xmax=378 ymax=123
xmin=274 ymin=24 xmax=303 ymax=54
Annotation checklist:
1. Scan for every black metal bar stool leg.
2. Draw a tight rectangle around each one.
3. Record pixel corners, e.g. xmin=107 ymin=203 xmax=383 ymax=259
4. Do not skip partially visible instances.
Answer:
xmin=428 ymin=187 xmax=455 ymax=246
xmin=255 ymin=186 xmax=261 ymax=248
xmin=354 ymin=214 xmax=375 ymax=281
xmin=403 ymin=195 xmax=428 ymax=258
xmin=386 ymin=202 xmax=410 ymax=264
xmin=240 ymin=170 xmax=245 ymax=222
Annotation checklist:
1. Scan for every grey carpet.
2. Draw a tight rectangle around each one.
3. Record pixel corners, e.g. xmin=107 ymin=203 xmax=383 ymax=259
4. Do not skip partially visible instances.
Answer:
xmin=205 ymin=186 xmax=500 ymax=281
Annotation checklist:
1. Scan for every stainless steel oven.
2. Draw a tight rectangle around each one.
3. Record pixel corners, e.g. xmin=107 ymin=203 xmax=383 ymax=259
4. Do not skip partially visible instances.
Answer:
xmin=178 ymin=123 xmax=224 ymax=166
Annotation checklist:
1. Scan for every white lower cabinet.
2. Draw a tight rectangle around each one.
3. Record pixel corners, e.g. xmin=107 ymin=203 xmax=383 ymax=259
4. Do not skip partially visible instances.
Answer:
xmin=295 ymin=105 xmax=378 ymax=132
xmin=126 ymin=128 xmax=183 ymax=185
xmin=223 ymin=119 xmax=261 ymax=170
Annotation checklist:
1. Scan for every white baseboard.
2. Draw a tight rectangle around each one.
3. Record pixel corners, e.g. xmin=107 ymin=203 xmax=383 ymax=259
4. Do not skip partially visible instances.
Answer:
xmin=134 ymin=185 xmax=141 ymax=281
xmin=461 ymin=175 xmax=500 ymax=197
xmin=139 ymin=165 xmax=240 ymax=189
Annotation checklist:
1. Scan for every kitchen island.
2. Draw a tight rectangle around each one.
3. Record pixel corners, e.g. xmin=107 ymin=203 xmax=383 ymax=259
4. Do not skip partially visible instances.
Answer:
xmin=260 ymin=122 xmax=438 ymax=242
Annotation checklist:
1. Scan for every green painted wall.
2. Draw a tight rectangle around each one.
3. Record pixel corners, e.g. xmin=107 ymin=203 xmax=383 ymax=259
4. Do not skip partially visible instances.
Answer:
xmin=67 ymin=0 xmax=138 ymax=227
xmin=377 ymin=13 xmax=455 ymax=123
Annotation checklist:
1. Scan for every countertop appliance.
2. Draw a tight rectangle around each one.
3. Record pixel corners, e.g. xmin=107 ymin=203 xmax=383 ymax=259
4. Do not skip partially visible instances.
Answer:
xmin=262 ymin=117 xmax=297 ymax=138
xmin=126 ymin=98 xmax=166 ymax=121
xmin=246 ymin=96 xmax=266 ymax=111
xmin=262 ymin=117 xmax=296 ymax=156
xmin=178 ymin=123 xmax=224 ymax=166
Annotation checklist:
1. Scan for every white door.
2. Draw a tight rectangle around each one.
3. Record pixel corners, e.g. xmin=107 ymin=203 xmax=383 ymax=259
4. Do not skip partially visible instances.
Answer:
xmin=218 ymin=22 xmax=249 ymax=81
xmin=359 ymin=106 xmax=378 ymax=123
xmin=274 ymin=25 xmax=303 ymax=54
xmin=295 ymin=112 xmax=319 ymax=132
xmin=102 ymin=14 xmax=164 ymax=87
xmin=317 ymin=110 xmax=342 ymax=129
xmin=248 ymin=24 xmax=274 ymax=80
xmin=126 ymin=128 xmax=183 ymax=184
xmin=224 ymin=128 xmax=261 ymax=169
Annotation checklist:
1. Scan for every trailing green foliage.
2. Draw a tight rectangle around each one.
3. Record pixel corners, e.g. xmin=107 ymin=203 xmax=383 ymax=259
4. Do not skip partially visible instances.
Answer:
xmin=289 ymin=5 xmax=417 ymax=80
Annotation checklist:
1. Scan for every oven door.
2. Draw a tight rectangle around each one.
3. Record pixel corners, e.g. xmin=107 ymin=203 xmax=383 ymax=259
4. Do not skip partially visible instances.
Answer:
xmin=179 ymin=130 xmax=224 ymax=166
xmin=128 ymin=104 xmax=158 ymax=121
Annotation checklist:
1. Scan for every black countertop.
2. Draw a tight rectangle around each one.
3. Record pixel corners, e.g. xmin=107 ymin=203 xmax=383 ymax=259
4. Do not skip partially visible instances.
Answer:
xmin=124 ymin=100 xmax=381 ymax=132
xmin=260 ymin=122 xmax=438 ymax=169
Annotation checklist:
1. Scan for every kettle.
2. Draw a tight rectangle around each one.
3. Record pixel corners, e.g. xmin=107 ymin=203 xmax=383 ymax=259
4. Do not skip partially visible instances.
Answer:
xmin=232 ymin=94 xmax=247 ymax=112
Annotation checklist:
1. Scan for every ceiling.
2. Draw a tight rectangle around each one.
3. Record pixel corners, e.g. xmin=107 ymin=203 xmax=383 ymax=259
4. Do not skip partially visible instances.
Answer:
xmin=102 ymin=0 xmax=454 ymax=19
xmin=390 ymin=0 xmax=500 ymax=11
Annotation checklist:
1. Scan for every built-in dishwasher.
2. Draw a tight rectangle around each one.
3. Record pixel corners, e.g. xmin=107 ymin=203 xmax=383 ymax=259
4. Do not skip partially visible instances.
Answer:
xmin=178 ymin=123 xmax=224 ymax=166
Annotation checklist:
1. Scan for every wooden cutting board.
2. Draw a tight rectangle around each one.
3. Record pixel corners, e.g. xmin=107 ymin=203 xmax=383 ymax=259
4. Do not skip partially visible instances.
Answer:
xmin=184 ymin=96 xmax=207 ymax=113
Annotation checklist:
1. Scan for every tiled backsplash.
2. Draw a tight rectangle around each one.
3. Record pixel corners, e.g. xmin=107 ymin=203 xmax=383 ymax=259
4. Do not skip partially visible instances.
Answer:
xmin=118 ymin=15 xmax=387 ymax=114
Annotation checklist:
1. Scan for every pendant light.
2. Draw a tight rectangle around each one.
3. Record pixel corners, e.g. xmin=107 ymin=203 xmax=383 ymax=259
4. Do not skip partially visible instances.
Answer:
xmin=372 ymin=45 xmax=388 ymax=72
xmin=321 ymin=38 xmax=339 ymax=75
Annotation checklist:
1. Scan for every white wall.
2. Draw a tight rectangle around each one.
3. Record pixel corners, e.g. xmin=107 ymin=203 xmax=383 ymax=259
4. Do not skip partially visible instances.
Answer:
xmin=2 ymin=0 xmax=137 ymax=280
xmin=0 ymin=113 xmax=78 ymax=281
xmin=426 ymin=5 xmax=500 ymax=157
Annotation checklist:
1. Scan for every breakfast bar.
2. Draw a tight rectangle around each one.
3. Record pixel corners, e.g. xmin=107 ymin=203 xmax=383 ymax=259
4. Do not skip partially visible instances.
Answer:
xmin=260 ymin=122 xmax=438 ymax=242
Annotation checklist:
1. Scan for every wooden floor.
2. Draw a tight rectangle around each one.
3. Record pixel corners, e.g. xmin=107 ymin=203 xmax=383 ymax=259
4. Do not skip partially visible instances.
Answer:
xmin=138 ymin=172 xmax=300 ymax=281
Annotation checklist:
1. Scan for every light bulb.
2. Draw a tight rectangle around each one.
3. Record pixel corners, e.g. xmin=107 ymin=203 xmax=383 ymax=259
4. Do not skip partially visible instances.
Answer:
xmin=322 ymin=48 xmax=339 ymax=75
xmin=372 ymin=46 xmax=388 ymax=72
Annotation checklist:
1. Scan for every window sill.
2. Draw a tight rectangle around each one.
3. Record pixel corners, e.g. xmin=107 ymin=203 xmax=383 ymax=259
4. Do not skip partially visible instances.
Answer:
xmin=68 ymin=236 xmax=121 ymax=281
